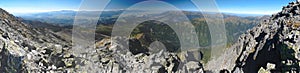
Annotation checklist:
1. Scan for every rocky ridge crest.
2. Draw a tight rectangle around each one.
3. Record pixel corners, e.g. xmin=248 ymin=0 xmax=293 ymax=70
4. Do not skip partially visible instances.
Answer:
xmin=206 ymin=1 xmax=300 ymax=73
xmin=0 ymin=8 xmax=75 ymax=72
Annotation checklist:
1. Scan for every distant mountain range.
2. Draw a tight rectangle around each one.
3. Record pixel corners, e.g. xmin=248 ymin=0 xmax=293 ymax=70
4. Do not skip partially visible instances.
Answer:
xmin=17 ymin=10 xmax=269 ymax=44
xmin=17 ymin=10 xmax=269 ymax=26
xmin=15 ymin=9 xmax=270 ymax=65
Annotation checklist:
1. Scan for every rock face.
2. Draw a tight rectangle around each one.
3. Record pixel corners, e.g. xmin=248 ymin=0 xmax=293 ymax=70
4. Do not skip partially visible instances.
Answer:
xmin=206 ymin=1 xmax=300 ymax=73
xmin=0 ymin=8 xmax=74 ymax=72
xmin=84 ymin=37 xmax=205 ymax=73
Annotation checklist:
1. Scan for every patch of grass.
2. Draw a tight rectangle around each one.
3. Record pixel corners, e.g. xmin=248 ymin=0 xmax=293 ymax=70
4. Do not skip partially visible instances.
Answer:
xmin=96 ymin=25 xmax=113 ymax=36
xmin=200 ymin=48 xmax=211 ymax=64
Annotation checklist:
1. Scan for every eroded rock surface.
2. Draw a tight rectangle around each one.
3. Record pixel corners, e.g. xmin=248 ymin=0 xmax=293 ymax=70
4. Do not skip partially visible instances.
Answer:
xmin=206 ymin=1 xmax=300 ymax=73
xmin=0 ymin=8 xmax=74 ymax=73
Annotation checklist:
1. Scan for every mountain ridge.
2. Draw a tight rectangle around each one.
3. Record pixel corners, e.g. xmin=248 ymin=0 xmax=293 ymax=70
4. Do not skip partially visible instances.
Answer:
xmin=206 ymin=1 xmax=300 ymax=72
xmin=0 ymin=8 xmax=75 ymax=72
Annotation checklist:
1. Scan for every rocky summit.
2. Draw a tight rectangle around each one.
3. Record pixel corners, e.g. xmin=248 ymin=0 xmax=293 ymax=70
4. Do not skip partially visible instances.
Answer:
xmin=206 ymin=1 xmax=300 ymax=73
xmin=0 ymin=8 xmax=74 ymax=72
xmin=3 ymin=0 xmax=300 ymax=73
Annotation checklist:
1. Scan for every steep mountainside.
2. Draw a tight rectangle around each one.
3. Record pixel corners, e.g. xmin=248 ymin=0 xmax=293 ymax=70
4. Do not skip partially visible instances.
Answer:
xmin=206 ymin=1 xmax=300 ymax=73
xmin=0 ymin=8 xmax=75 ymax=72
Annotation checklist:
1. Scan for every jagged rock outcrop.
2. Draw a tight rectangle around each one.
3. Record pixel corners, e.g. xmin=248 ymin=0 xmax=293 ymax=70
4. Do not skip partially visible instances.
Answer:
xmin=206 ymin=1 xmax=300 ymax=73
xmin=76 ymin=37 xmax=205 ymax=73
xmin=0 ymin=8 xmax=75 ymax=73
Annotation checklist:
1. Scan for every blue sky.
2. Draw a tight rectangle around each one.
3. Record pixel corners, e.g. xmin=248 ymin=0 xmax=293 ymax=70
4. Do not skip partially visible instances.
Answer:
xmin=0 ymin=0 xmax=295 ymax=15
xmin=0 ymin=0 xmax=81 ymax=13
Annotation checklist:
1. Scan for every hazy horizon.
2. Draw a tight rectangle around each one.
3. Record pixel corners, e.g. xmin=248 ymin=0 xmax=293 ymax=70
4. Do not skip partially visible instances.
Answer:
xmin=0 ymin=0 xmax=295 ymax=15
